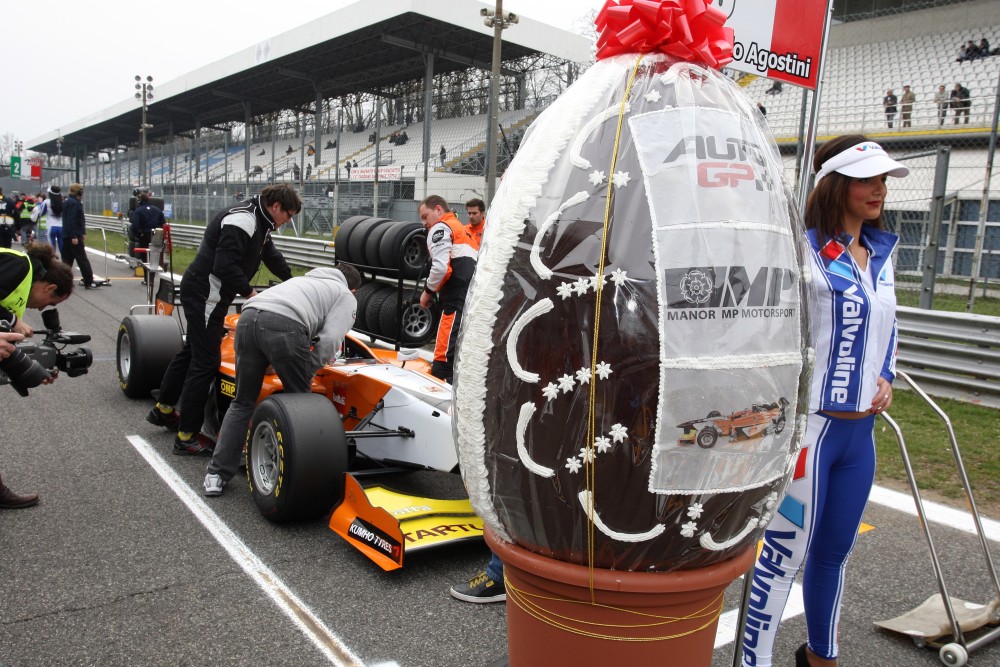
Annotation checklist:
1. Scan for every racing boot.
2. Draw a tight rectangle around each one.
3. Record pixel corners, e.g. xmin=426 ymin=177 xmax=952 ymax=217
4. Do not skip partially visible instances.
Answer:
xmin=147 ymin=404 xmax=180 ymax=431
xmin=0 ymin=473 xmax=40 ymax=509
xmin=173 ymin=432 xmax=215 ymax=457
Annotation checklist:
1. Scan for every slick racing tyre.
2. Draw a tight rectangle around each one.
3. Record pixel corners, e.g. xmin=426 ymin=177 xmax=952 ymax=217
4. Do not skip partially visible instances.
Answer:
xmin=378 ymin=221 xmax=426 ymax=278
xmin=378 ymin=293 xmax=439 ymax=345
xmin=347 ymin=218 xmax=392 ymax=268
xmin=116 ymin=315 xmax=183 ymax=398
xmin=364 ymin=286 xmax=397 ymax=336
xmin=247 ymin=394 xmax=348 ymax=523
xmin=333 ymin=215 xmax=369 ymax=264
xmin=351 ymin=281 xmax=384 ymax=332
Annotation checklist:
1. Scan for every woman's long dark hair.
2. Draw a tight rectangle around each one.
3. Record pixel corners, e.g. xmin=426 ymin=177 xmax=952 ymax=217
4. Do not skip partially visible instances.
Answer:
xmin=49 ymin=191 xmax=64 ymax=216
xmin=25 ymin=243 xmax=74 ymax=296
xmin=805 ymin=134 xmax=885 ymax=246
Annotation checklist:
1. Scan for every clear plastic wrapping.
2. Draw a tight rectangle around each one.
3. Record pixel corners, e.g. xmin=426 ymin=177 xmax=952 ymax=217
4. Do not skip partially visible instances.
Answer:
xmin=454 ymin=52 xmax=812 ymax=572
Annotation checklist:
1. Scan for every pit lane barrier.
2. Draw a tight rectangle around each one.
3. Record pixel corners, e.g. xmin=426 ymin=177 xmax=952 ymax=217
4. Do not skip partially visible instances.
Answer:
xmin=88 ymin=216 xmax=1000 ymax=408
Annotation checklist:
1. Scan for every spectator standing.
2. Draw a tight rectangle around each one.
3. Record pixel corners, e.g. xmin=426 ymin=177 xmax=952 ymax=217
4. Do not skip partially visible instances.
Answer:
xmin=18 ymin=195 xmax=36 ymax=245
xmin=146 ymin=184 xmax=299 ymax=455
xmin=899 ymin=85 xmax=915 ymax=128
xmin=742 ymin=135 xmax=907 ymax=667
xmin=203 ymin=264 xmax=361 ymax=497
xmin=951 ymin=83 xmax=971 ymax=124
xmin=306 ymin=163 xmax=312 ymax=180
xmin=62 ymin=184 xmax=100 ymax=289
xmin=44 ymin=187 xmax=64 ymax=260
xmin=439 ymin=145 xmax=447 ymax=167
xmin=345 ymin=160 xmax=352 ymax=179
xmin=0 ymin=188 xmax=15 ymax=248
xmin=882 ymin=89 xmax=898 ymax=129
xmin=933 ymin=84 xmax=949 ymax=125
xmin=128 ymin=187 xmax=165 ymax=258
xmin=465 ymin=198 xmax=486 ymax=250
xmin=418 ymin=195 xmax=477 ymax=383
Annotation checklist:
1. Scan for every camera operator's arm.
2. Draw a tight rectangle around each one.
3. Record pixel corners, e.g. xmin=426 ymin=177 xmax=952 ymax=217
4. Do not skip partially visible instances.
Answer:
xmin=0 ymin=331 xmax=24 ymax=359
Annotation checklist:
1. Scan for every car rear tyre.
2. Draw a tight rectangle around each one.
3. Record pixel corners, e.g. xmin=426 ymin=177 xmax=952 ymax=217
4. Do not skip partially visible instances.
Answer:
xmin=116 ymin=315 xmax=183 ymax=398
xmin=247 ymin=394 xmax=349 ymax=523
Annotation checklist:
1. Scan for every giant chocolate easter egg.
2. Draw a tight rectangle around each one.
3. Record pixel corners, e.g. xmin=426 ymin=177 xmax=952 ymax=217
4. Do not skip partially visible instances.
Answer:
xmin=453 ymin=49 xmax=810 ymax=572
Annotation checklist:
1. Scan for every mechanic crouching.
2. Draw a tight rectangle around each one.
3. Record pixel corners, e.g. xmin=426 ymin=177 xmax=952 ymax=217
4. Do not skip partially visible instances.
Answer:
xmin=203 ymin=263 xmax=361 ymax=496
xmin=0 ymin=244 xmax=76 ymax=508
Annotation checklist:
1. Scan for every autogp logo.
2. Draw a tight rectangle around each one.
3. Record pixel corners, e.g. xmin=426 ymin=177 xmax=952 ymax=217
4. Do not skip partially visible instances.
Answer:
xmin=698 ymin=162 xmax=756 ymax=188
xmin=663 ymin=135 xmax=770 ymax=192
xmin=680 ymin=269 xmax=714 ymax=305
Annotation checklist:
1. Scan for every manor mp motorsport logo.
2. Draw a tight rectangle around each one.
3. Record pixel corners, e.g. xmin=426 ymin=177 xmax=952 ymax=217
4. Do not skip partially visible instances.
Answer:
xmin=666 ymin=266 xmax=795 ymax=321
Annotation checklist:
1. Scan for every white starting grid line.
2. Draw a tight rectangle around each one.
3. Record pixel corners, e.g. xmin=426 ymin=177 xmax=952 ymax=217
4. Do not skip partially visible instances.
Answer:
xmin=127 ymin=434 xmax=369 ymax=667
xmin=130 ymin=429 xmax=1000 ymax=664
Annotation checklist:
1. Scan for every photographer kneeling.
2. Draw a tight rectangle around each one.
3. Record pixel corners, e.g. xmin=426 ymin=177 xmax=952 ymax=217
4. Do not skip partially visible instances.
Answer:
xmin=0 ymin=243 xmax=75 ymax=508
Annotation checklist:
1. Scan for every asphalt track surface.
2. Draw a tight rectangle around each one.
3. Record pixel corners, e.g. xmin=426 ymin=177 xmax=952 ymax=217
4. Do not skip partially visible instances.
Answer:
xmin=2 ymin=247 xmax=999 ymax=667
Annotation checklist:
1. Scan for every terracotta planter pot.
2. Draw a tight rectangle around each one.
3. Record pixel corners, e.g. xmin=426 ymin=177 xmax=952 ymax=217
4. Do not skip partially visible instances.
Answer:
xmin=487 ymin=527 xmax=754 ymax=666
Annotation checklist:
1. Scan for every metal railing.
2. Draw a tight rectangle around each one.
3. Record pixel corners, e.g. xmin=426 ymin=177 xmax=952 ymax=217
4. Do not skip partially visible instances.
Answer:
xmin=88 ymin=215 xmax=1000 ymax=407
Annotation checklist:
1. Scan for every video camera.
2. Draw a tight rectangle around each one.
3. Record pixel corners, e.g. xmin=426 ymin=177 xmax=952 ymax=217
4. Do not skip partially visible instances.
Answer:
xmin=0 ymin=309 xmax=93 ymax=397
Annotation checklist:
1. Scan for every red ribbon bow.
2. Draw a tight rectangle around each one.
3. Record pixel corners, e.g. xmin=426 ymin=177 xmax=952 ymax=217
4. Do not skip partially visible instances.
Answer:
xmin=595 ymin=0 xmax=734 ymax=68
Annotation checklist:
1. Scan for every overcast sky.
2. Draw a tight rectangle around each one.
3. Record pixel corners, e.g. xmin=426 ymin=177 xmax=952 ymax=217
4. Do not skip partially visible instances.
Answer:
xmin=6 ymin=0 xmax=604 ymax=147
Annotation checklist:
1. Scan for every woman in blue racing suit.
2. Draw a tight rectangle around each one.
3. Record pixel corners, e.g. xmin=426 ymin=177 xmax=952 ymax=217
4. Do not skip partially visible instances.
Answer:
xmin=742 ymin=135 xmax=909 ymax=667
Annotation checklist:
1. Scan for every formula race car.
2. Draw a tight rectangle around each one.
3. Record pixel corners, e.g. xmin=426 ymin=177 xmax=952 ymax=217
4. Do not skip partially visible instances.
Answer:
xmin=676 ymin=397 xmax=789 ymax=449
xmin=115 ymin=310 xmax=482 ymax=570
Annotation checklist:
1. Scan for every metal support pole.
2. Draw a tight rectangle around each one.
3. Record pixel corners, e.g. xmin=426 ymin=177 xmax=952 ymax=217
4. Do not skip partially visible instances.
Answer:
xmin=485 ymin=0 xmax=505 ymax=207
xmin=795 ymin=1 xmax=835 ymax=218
xmin=315 ymin=91 xmax=324 ymax=171
xmin=422 ymin=53 xmax=435 ymax=199
xmin=922 ymin=146 xmax=951 ymax=310
xmin=244 ymin=101 xmax=252 ymax=197
xmin=794 ymin=88 xmax=809 ymax=186
xmin=967 ymin=68 xmax=1000 ymax=311
xmin=334 ymin=107 xmax=342 ymax=234
xmin=374 ymin=100 xmax=382 ymax=218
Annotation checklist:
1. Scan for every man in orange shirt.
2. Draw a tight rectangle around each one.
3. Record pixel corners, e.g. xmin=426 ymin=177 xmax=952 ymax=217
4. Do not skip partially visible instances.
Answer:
xmin=418 ymin=195 xmax=477 ymax=382
xmin=465 ymin=198 xmax=486 ymax=250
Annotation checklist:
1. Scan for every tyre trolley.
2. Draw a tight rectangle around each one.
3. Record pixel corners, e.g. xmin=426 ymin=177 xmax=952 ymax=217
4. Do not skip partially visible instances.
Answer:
xmin=875 ymin=371 xmax=1000 ymax=666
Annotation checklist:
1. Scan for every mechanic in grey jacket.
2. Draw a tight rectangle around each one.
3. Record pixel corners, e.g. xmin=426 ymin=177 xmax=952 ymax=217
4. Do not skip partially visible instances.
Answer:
xmin=203 ymin=264 xmax=361 ymax=496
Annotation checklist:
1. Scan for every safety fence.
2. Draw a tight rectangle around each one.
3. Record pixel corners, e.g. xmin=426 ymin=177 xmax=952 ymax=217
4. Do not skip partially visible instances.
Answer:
xmin=88 ymin=216 xmax=1000 ymax=408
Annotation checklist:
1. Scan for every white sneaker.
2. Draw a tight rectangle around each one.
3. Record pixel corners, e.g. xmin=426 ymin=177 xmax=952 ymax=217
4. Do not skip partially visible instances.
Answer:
xmin=203 ymin=473 xmax=225 ymax=497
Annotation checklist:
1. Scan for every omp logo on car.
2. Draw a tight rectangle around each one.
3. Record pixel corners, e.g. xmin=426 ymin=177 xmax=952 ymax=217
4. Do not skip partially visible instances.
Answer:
xmin=348 ymin=517 xmax=402 ymax=563
xmin=665 ymin=266 xmax=796 ymax=317
xmin=219 ymin=377 xmax=236 ymax=397
xmin=331 ymin=393 xmax=346 ymax=406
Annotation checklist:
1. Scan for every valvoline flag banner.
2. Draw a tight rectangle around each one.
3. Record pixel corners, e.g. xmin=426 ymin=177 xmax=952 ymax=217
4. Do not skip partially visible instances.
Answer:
xmin=712 ymin=0 xmax=829 ymax=90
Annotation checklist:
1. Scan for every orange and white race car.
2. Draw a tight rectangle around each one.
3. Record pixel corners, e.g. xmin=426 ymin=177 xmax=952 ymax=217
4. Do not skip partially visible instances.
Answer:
xmin=676 ymin=397 xmax=789 ymax=449
xmin=115 ymin=311 xmax=481 ymax=570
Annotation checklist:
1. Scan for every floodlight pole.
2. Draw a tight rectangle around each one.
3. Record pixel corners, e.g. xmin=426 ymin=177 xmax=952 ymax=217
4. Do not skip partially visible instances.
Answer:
xmin=483 ymin=2 xmax=518 ymax=208
xmin=966 ymin=67 xmax=1000 ymax=311
xmin=135 ymin=75 xmax=154 ymax=186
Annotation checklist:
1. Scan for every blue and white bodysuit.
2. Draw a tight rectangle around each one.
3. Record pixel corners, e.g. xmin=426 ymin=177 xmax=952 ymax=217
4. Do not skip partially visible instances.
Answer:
xmin=741 ymin=224 xmax=899 ymax=666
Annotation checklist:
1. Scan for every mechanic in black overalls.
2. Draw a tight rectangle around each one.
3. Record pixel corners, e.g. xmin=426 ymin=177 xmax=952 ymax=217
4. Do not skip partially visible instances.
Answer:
xmin=146 ymin=184 xmax=299 ymax=456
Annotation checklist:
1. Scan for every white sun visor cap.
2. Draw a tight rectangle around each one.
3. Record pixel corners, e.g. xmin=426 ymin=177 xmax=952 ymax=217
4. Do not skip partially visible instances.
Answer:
xmin=814 ymin=141 xmax=909 ymax=184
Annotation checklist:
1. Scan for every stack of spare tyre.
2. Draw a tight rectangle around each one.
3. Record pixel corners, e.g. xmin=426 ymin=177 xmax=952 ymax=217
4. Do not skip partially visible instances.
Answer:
xmin=334 ymin=215 xmax=437 ymax=346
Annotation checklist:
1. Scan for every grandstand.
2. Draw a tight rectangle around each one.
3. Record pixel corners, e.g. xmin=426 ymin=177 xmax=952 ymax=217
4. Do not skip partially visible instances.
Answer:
xmin=21 ymin=0 xmax=1000 ymax=286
